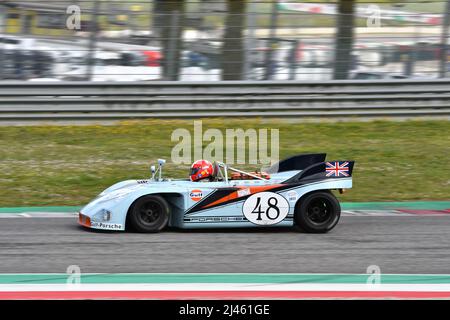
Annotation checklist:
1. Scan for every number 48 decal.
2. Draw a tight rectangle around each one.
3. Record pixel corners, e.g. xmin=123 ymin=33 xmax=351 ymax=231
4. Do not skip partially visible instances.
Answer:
xmin=243 ymin=192 xmax=289 ymax=225
xmin=251 ymin=196 xmax=280 ymax=220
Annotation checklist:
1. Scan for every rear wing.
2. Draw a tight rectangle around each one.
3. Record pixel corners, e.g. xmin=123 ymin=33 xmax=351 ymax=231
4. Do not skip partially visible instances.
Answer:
xmin=266 ymin=153 xmax=326 ymax=173
xmin=283 ymin=161 xmax=355 ymax=184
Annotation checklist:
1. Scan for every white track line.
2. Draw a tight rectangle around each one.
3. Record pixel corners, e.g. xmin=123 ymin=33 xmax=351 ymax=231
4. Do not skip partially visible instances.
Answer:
xmin=0 ymin=210 xmax=448 ymax=218
xmin=0 ymin=212 xmax=78 ymax=218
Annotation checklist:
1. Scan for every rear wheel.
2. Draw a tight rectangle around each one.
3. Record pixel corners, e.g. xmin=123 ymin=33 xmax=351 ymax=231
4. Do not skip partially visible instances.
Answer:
xmin=127 ymin=195 xmax=170 ymax=233
xmin=294 ymin=191 xmax=341 ymax=233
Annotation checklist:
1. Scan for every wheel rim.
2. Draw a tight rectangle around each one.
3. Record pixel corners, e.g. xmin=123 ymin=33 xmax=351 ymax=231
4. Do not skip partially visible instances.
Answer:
xmin=306 ymin=197 xmax=334 ymax=225
xmin=138 ymin=201 xmax=163 ymax=226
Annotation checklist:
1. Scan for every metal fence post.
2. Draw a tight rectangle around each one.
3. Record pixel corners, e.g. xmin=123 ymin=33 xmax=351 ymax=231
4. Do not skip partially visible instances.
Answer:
xmin=264 ymin=1 xmax=279 ymax=80
xmin=0 ymin=4 xmax=3 ymax=80
xmin=333 ymin=0 xmax=355 ymax=80
xmin=244 ymin=1 xmax=257 ymax=80
xmin=288 ymin=40 xmax=298 ymax=81
xmin=86 ymin=0 xmax=100 ymax=81
xmin=0 ymin=5 xmax=5 ymax=80
xmin=166 ymin=10 xmax=180 ymax=81
xmin=0 ymin=46 xmax=3 ymax=81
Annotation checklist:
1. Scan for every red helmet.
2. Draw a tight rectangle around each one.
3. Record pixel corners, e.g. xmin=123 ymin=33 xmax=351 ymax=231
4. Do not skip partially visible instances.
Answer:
xmin=190 ymin=160 xmax=214 ymax=182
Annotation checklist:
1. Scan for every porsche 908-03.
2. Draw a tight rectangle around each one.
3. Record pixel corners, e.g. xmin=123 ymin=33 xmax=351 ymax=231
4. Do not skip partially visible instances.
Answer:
xmin=78 ymin=154 xmax=354 ymax=233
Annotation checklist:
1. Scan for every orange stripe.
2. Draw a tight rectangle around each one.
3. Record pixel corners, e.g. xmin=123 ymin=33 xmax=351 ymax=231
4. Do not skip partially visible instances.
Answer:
xmin=202 ymin=184 xmax=284 ymax=209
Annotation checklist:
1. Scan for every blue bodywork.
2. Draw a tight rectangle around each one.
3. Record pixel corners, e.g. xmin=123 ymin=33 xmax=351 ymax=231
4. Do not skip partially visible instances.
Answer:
xmin=79 ymin=154 xmax=354 ymax=231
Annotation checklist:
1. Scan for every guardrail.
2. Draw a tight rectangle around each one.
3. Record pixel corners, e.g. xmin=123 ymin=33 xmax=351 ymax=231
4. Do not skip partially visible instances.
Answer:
xmin=1 ymin=80 xmax=449 ymax=121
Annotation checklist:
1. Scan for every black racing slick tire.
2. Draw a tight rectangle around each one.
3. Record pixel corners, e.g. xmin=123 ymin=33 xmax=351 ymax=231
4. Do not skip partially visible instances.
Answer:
xmin=127 ymin=195 xmax=170 ymax=233
xmin=294 ymin=191 xmax=341 ymax=233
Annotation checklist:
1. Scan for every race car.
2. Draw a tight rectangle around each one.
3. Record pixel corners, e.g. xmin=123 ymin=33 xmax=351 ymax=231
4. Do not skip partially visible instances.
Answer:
xmin=78 ymin=154 xmax=354 ymax=233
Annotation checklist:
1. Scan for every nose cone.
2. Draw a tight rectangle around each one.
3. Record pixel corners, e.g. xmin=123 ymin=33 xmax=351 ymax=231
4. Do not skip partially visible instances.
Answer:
xmin=78 ymin=213 xmax=91 ymax=228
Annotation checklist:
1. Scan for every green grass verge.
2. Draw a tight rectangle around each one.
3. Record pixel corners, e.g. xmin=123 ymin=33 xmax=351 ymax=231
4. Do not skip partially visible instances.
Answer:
xmin=0 ymin=273 xmax=450 ymax=284
xmin=0 ymin=119 xmax=449 ymax=206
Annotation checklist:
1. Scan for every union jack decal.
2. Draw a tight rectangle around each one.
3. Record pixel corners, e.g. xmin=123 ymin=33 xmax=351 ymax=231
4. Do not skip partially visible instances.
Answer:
xmin=325 ymin=161 xmax=350 ymax=177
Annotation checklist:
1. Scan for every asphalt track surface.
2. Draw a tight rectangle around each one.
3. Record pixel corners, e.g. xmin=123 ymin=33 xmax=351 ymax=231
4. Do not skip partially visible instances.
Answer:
xmin=1 ymin=215 xmax=450 ymax=274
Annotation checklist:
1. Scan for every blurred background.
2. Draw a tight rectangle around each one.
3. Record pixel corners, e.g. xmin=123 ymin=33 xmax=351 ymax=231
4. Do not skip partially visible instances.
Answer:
xmin=0 ymin=0 xmax=449 ymax=82
xmin=0 ymin=1 xmax=449 ymax=280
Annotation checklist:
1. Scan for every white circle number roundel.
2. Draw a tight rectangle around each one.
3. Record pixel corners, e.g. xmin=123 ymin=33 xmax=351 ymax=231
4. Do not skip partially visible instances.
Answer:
xmin=243 ymin=192 xmax=289 ymax=226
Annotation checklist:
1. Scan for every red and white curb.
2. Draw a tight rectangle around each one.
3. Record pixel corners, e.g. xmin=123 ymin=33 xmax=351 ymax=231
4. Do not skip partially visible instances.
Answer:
xmin=2 ymin=282 xmax=450 ymax=300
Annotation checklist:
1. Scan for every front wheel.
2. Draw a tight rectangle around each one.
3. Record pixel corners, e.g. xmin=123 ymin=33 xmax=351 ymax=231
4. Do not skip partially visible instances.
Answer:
xmin=294 ymin=191 xmax=341 ymax=233
xmin=127 ymin=195 xmax=170 ymax=233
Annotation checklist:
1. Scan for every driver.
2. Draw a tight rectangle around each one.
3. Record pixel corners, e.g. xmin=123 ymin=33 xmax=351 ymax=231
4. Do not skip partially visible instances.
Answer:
xmin=190 ymin=159 xmax=214 ymax=182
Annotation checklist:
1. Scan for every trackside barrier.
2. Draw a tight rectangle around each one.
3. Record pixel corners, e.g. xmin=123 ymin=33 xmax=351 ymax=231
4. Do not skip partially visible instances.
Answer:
xmin=0 ymin=80 xmax=449 ymax=120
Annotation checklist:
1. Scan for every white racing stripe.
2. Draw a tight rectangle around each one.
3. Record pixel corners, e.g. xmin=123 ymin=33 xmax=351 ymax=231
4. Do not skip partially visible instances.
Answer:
xmin=1 ymin=283 xmax=450 ymax=292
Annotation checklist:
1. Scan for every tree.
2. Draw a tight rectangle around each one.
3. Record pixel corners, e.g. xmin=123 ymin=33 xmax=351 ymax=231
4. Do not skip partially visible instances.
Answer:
xmin=153 ymin=0 xmax=185 ymax=80
xmin=333 ymin=0 xmax=355 ymax=80
xmin=333 ymin=1 xmax=412 ymax=80
xmin=439 ymin=0 xmax=450 ymax=78
xmin=222 ymin=0 xmax=246 ymax=80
